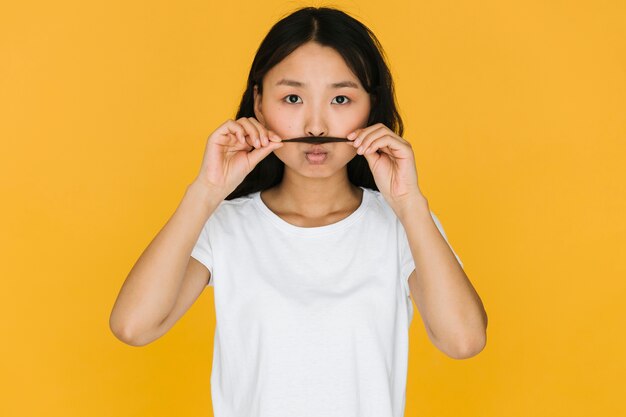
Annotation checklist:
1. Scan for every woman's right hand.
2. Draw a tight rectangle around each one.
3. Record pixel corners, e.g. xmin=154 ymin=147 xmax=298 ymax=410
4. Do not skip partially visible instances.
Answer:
xmin=193 ymin=117 xmax=283 ymax=197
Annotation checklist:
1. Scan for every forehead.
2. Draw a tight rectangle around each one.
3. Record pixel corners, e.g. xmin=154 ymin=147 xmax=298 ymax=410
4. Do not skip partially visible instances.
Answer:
xmin=264 ymin=42 xmax=363 ymax=89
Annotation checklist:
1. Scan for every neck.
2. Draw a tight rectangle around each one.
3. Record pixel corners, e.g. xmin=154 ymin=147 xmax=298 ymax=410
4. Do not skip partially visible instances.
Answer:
xmin=270 ymin=167 xmax=362 ymax=217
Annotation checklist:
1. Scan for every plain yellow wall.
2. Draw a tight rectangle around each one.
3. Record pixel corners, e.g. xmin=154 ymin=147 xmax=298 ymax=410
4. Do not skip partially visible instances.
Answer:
xmin=1 ymin=0 xmax=624 ymax=416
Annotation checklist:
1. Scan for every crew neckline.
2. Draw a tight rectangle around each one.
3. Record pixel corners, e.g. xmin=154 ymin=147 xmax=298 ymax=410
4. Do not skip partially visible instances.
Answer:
xmin=252 ymin=186 xmax=371 ymax=236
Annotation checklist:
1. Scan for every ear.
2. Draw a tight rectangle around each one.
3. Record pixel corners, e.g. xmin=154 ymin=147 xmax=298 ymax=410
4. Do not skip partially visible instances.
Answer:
xmin=253 ymin=85 xmax=265 ymax=124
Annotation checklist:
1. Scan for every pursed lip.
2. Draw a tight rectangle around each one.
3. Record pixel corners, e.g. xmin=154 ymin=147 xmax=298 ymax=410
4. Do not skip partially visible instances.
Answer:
xmin=304 ymin=145 xmax=328 ymax=154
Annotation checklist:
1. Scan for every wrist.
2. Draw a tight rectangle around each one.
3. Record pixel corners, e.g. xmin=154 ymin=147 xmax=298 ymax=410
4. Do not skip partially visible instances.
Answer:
xmin=393 ymin=192 xmax=430 ymax=221
xmin=187 ymin=180 xmax=227 ymax=208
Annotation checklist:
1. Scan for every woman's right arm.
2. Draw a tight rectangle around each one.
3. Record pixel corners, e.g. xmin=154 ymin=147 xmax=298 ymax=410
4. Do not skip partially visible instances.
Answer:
xmin=109 ymin=118 xmax=283 ymax=346
xmin=108 ymin=180 xmax=224 ymax=346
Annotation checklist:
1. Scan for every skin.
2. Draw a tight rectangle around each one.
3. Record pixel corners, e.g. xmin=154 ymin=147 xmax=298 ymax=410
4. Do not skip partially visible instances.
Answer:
xmin=252 ymin=41 xmax=370 ymax=224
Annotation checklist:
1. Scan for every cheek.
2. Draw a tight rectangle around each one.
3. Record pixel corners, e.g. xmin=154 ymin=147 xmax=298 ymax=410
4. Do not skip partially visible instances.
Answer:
xmin=270 ymin=144 xmax=293 ymax=163
xmin=355 ymin=102 xmax=371 ymax=127
xmin=263 ymin=110 xmax=293 ymax=137
xmin=328 ymin=103 xmax=371 ymax=133
xmin=340 ymin=144 xmax=359 ymax=159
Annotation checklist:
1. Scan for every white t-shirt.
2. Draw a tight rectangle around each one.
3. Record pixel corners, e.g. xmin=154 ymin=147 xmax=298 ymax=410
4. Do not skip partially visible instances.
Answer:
xmin=191 ymin=186 xmax=463 ymax=417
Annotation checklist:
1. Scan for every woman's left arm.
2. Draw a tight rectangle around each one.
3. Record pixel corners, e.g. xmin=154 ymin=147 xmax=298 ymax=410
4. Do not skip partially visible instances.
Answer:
xmin=349 ymin=123 xmax=488 ymax=359
xmin=397 ymin=195 xmax=488 ymax=359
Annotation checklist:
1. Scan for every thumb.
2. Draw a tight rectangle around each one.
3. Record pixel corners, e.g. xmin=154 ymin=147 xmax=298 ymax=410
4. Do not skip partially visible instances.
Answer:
xmin=247 ymin=141 xmax=283 ymax=167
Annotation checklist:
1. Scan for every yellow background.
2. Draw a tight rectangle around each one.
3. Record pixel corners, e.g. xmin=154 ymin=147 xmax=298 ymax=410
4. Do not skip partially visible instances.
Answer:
xmin=1 ymin=0 xmax=624 ymax=416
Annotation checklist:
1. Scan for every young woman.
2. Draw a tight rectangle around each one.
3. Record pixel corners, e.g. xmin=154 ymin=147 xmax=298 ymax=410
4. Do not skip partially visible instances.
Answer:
xmin=110 ymin=6 xmax=488 ymax=417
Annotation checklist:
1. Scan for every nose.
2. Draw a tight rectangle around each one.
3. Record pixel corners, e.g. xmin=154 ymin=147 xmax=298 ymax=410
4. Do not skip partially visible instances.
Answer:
xmin=307 ymin=129 xmax=326 ymax=137
xmin=304 ymin=108 xmax=329 ymax=137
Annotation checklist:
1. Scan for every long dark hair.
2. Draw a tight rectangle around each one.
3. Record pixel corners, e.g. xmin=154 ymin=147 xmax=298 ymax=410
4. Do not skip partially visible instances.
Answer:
xmin=226 ymin=6 xmax=403 ymax=200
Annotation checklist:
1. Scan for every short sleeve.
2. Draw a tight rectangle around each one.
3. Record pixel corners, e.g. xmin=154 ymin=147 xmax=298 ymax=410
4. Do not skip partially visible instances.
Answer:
xmin=191 ymin=218 xmax=214 ymax=286
xmin=430 ymin=211 xmax=464 ymax=269
xmin=398 ymin=210 xmax=464 ymax=286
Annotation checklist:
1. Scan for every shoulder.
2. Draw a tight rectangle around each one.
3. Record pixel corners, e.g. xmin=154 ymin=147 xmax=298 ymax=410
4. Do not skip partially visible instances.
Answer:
xmin=363 ymin=188 xmax=440 ymax=237
xmin=203 ymin=192 xmax=258 ymax=227
xmin=216 ymin=192 xmax=256 ymax=212
xmin=364 ymin=187 xmax=437 ymax=219
xmin=362 ymin=188 xmax=401 ymax=220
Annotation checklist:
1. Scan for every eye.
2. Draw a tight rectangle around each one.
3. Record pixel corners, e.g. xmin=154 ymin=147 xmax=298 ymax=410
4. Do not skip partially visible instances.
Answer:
xmin=332 ymin=95 xmax=351 ymax=105
xmin=283 ymin=94 xmax=302 ymax=104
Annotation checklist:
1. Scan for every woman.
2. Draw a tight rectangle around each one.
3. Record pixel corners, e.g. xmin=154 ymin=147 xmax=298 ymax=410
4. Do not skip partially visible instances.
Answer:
xmin=110 ymin=6 xmax=488 ymax=417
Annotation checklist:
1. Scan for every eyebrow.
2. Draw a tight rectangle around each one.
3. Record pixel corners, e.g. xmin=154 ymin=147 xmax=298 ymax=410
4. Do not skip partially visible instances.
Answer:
xmin=275 ymin=78 xmax=360 ymax=89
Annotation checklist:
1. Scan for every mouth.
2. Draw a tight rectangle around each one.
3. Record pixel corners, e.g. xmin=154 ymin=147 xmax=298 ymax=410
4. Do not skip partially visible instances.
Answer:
xmin=304 ymin=147 xmax=328 ymax=164
xmin=304 ymin=144 xmax=328 ymax=154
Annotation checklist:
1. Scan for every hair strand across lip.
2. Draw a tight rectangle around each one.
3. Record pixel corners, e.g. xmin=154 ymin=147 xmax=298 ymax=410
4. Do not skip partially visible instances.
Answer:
xmin=281 ymin=136 xmax=351 ymax=143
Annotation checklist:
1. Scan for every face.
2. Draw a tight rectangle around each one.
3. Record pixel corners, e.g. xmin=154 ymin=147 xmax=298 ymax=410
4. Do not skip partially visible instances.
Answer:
xmin=253 ymin=41 xmax=371 ymax=177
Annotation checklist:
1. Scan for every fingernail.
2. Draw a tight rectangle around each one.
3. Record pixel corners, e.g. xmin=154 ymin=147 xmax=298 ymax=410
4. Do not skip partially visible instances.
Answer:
xmin=347 ymin=132 xmax=356 ymax=140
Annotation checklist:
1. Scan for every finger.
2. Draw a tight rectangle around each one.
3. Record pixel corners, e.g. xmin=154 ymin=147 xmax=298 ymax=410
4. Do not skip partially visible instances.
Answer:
xmin=349 ymin=123 xmax=386 ymax=146
xmin=227 ymin=132 xmax=245 ymax=146
xmin=352 ymin=124 xmax=388 ymax=149
xmin=362 ymin=135 xmax=406 ymax=155
xmin=354 ymin=126 xmax=389 ymax=154
xmin=247 ymin=141 xmax=284 ymax=166
xmin=231 ymin=133 xmax=253 ymax=151
xmin=237 ymin=117 xmax=263 ymax=148
xmin=267 ymin=130 xmax=283 ymax=143
xmin=245 ymin=119 xmax=283 ymax=146
xmin=221 ymin=119 xmax=246 ymax=144
xmin=348 ymin=124 xmax=381 ymax=141
xmin=246 ymin=118 xmax=270 ymax=146
xmin=237 ymin=118 xmax=260 ymax=148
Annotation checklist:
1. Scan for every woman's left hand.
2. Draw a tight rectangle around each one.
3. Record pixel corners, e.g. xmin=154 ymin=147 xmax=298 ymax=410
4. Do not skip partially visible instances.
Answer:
xmin=348 ymin=123 xmax=426 ymax=209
